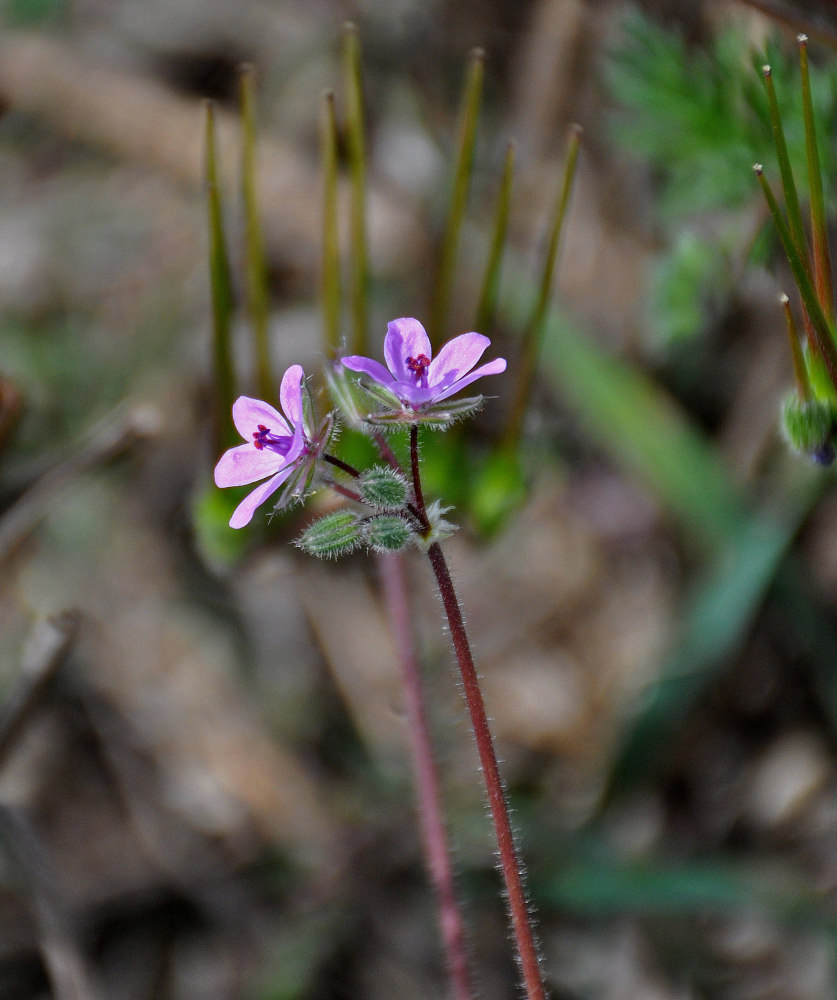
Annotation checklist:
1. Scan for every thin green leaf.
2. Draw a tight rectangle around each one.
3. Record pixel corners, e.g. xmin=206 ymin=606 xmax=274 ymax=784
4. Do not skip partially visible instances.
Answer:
xmin=537 ymin=848 xmax=835 ymax=928
xmin=343 ymin=23 xmax=369 ymax=356
xmin=320 ymin=89 xmax=341 ymax=356
xmin=204 ymin=101 xmax=237 ymax=453
xmin=240 ymin=64 xmax=273 ymax=401
xmin=474 ymin=141 xmax=515 ymax=334
xmin=430 ymin=48 xmax=484 ymax=345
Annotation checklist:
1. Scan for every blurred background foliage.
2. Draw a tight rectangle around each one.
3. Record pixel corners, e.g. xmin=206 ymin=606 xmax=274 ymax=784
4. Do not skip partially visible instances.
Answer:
xmin=3 ymin=2 xmax=837 ymax=999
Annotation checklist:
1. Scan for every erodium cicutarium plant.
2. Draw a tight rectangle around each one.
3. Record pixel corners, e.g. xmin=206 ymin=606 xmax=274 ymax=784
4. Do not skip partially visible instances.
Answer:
xmin=214 ymin=319 xmax=549 ymax=1000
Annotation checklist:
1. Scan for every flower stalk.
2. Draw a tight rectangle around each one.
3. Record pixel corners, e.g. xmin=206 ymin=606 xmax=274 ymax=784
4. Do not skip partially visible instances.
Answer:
xmin=409 ymin=428 xmax=547 ymax=1000
xmin=379 ymin=551 xmax=475 ymax=1000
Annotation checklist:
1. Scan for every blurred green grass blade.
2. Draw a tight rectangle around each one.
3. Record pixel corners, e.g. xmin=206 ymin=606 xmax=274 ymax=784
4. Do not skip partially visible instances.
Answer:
xmin=430 ymin=48 xmax=484 ymax=345
xmin=475 ymin=141 xmax=515 ymax=334
xmin=204 ymin=101 xmax=238 ymax=453
xmin=537 ymin=849 xmax=834 ymax=928
xmin=504 ymin=125 xmax=581 ymax=452
xmin=776 ymin=560 xmax=837 ymax=732
xmin=240 ymin=64 xmax=274 ymax=401
xmin=799 ymin=36 xmax=834 ymax=322
xmin=343 ymin=23 xmax=369 ymax=356
xmin=320 ymin=89 xmax=341 ymax=356
xmin=502 ymin=287 xmax=745 ymax=547
xmin=609 ymin=483 xmax=818 ymax=792
xmin=762 ymin=65 xmax=808 ymax=263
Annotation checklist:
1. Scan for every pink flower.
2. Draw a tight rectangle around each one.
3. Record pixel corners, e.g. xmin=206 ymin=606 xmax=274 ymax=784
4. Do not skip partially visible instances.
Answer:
xmin=341 ymin=318 xmax=506 ymax=410
xmin=214 ymin=365 xmax=310 ymax=528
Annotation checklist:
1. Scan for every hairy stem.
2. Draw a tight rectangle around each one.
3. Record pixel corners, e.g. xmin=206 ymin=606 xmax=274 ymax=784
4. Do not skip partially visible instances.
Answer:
xmin=378 ymin=552 xmax=475 ymax=1000
xmin=322 ymin=452 xmax=360 ymax=478
xmin=409 ymin=431 xmax=547 ymax=1000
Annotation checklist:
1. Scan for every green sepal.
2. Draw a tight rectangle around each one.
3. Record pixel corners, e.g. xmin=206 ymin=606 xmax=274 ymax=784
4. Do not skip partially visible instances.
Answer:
xmin=364 ymin=395 xmax=485 ymax=430
xmin=362 ymin=515 xmax=413 ymax=552
xmin=296 ymin=511 xmax=363 ymax=559
xmin=358 ymin=466 xmax=410 ymax=510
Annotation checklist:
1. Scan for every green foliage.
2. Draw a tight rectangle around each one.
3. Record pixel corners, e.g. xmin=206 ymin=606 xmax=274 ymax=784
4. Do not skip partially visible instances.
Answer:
xmin=607 ymin=10 xmax=837 ymax=222
xmin=648 ymin=229 xmax=729 ymax=344
xmin=2 ymin=0 xmax=67 ymax=25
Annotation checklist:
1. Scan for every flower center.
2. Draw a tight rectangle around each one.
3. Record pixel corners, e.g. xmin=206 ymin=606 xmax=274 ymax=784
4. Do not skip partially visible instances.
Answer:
xmin=406 ymin=353 xmax=431 ymax=386
xmin=252 ymin=424 xmax=294 ymax=456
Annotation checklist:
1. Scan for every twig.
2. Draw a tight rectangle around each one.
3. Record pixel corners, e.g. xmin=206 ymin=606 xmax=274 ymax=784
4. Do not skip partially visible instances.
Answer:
xmin=0 ymin=402 xmax=161 ymax=561
xmin=0 ymin=612 xmax=79 ymax=770
xmin=0 ymin=804 xmax=102 ymax=1000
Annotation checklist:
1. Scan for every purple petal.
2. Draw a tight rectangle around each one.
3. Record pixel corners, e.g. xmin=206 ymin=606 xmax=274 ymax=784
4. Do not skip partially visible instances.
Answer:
xmin=342 ymin=355 xmax=396 ymax=388
xmin=232 ymin=396 xmax=290 ymax=440
xmin=428 ymin=332 xmax=490 ymax=387
xmin=430 ymin=357 xmax=507 ymax=403
xmin=214 ymin=442 xmax=286 ymax=488
xmin=229 ymin=464 xmax=296 ymax=529
xmin=384 ymin=318 xmax=432 ymax=383
xmin=280 ymin=364 xmax=305 ymax=427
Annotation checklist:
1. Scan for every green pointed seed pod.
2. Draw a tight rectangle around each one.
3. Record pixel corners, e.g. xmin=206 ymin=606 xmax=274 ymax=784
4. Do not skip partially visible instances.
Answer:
xmin=363 ymin=515 xmax=413 ymax=552
xmin=296 ymin=511 xmax=362 ymax=559
xmin=358 ymin=466 xmax=410 ymax=510
xmin=781 ymin=394 xmax=836 ymax=464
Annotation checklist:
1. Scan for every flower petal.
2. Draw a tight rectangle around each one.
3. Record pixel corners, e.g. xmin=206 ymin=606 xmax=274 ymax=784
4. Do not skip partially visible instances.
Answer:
xmin=428 ymin=332 xmax=490 ymax=387
xmin=342 ymin=355 xmax=396 ymax=387
xmin=384 ymin=318 xmax=432 ymax=383
xmin=280 ymin=364 xmax=305 ymax=427
xmin=232 ymin=396 xmax=290 ymax=440
xmin=214 ymin=442 xmax=286 ymax=488
xmin=430 ymin=357 xmax=507 ymax=403
xmin=229 ymin=464 xmax=296 ymax=528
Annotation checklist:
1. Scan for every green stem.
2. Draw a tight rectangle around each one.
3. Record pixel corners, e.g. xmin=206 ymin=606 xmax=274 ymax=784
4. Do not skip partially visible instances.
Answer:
xmin=798 ymin=35 xmax=835 ymax=322
xmin=343 ymin=23 xmax=369 ymax=355
xmin=320 ymin=89 xmax=341 ymax=355
xmin=475 ymin=141 xmax=516 ymax=333
xmin=504 ymin=124 xmax=581 ymax=451
xmin=762 ymin=64 xmax=808 ymax=263
xmin=240 ymin=64 xmax=274 ymax=401
xmin=204 ymin=101 xmax=237 ymax=453
xmin=756 ymin=166 xmax=837 ymax=392
xmin=430 ymin=49 xmax=484 ymax=345
xmin=781 ymin=293 xmax=812 ymax=401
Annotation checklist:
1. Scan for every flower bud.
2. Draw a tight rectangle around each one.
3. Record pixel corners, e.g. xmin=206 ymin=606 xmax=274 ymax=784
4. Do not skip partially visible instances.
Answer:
xmin=362 ymin=515 xmax=413 ymax=552
xmin=296 ymin=511 xmax=362 ymax=558
xmin=781 ymin=394 xmax=836 ymax=464
xmin=358 ymin=466 xmax=410 ymax=510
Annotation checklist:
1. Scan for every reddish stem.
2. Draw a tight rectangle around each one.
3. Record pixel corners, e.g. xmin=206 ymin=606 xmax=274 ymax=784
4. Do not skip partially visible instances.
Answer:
xmin=426 ymin=543 xmax=546 ymax=1000
xmin=409 ymin=429 xmax=546 ymax=1000
xmin=378 ymin=552 xmax=475 ymax=1000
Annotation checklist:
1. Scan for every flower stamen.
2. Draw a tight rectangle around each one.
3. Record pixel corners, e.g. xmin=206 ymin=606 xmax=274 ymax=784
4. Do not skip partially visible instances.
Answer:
xmin=252 ymin=424 xmax=296 ymax=456
xmin=407 ymin=353 xmax=431 ymax=387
